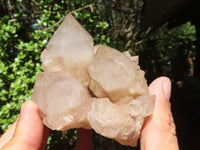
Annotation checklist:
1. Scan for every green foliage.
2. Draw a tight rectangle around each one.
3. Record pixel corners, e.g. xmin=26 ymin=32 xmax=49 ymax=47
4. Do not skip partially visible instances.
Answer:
xmin=154 ymin=22 xmax=195 ymax=62
xmin=138 ymin=22 xmax=196 ymax=80
xmin=0 ymin=19 xmax=43 ymax=132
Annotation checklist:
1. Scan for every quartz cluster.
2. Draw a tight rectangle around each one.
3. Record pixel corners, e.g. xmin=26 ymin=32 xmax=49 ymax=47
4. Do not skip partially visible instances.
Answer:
xmin=32 ymin=14 xmax=155 ymax=147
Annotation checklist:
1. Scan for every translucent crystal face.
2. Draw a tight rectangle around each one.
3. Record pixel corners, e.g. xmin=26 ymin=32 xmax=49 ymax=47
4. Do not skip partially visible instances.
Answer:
xmin=46 ymin=14 xmax=94 ymax=68
xmin=32 ymin=72 xmax=90 ymax=130
xmin=41 ymin=14 xmax=94 ymax=86
xmin=32 ymin=72 xmax=87 ymax=116
xmin=32 ymin=14 xmax=155 ymax=147
xmin=88 ymin=45 xmax=148 ymax=102
xmin=87 ymin=98 xmax=141 ymax=146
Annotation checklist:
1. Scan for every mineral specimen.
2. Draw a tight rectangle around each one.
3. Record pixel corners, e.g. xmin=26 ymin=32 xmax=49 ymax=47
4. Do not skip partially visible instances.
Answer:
xmin=88 ymin=45 xmax=148 ymax=102
xmin=41 ymin=14 xmax=94 ymax=86
xmin=32 ymin=14 xmax=155 ymax=147
xmin=32 ymin=72 xmax=91 ymax=130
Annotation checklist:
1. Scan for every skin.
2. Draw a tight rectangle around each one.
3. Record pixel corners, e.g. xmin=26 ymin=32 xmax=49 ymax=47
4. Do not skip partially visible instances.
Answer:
xmin=0 ymin=77 xmax=179 ymax=150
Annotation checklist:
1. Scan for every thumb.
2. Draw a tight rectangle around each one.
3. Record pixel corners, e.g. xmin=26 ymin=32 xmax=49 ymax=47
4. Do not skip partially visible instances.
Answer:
xmin=2 ymin=100 xmax=49 ymax=150
xmin=140 ymin=77 xmax=179 ymax=150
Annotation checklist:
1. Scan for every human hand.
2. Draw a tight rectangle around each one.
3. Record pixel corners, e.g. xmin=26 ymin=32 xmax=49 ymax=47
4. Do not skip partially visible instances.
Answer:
xmin=0 ymin=100 xmax=50 ymax=150
xmin=140 ymin=77 xmax=179 ymax=150
xmin=0 ymin=100 xmax=93 ymax=150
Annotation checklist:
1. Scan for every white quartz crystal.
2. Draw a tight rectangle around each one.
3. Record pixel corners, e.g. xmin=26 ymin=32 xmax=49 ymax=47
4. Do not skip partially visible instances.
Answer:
xmin=46 ymin=14 xmax=94 ymax=69
xmin=32 ymin=72 xmax=91 ymax=130
xmin=32 ymin=14 xmax=155 ymax=147
xmin=42 ymin=14 xmax=94 ymax=86
xmin=87 ymin=98 xmax=141 ymax=146
xmin=88 ymin=45 xmax=148 ymax=102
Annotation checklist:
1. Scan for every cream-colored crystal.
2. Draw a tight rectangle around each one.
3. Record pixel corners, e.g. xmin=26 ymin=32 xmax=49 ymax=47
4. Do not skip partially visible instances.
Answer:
xmin=88 ymin=45 xmax=148 ymax=102
xmin=46 ymin=14 xmax=94 ymax=69
xmin=41 ymin=49 xmax=62 ymax=72
xmin=32 ymin=14 xmax=155 ymax=147
xmin=123 ymin=51 xmax=139 ymax=64
xmin=32 ymin=72 xmax=90 ymax=130
xmin=42 ymin=14 xmax=94 ymax=86
xmin=87 ymin=98 xmax=141 ymax=146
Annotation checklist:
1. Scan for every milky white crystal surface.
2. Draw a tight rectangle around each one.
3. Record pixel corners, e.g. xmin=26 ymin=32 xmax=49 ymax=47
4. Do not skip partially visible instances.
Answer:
xmin=32 ymin=72 xmax=91 ymax=130
xmin=87 ymin=98 xmax=141 ymax=146
xmin=41 ymin=14 xmax=94 ymax=86
xmin=88 ymin=45 xmax=148 ymax=102
xmin=32 ymin=14 xmax=155 ymax=147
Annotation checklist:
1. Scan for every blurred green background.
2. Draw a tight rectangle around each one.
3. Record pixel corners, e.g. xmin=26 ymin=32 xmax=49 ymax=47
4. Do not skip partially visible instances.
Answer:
xmin=0 ymin=0 xmax=200 ymax=149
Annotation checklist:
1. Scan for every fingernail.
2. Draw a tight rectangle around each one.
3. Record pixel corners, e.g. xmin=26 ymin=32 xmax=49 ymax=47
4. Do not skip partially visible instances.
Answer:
xmin=18 ymin=101 xmax=28 ymax=122
xmin=162 ymin=79 xmax=171 ymax=101
xmin=19 ymin=100 xmax=36 ymax=122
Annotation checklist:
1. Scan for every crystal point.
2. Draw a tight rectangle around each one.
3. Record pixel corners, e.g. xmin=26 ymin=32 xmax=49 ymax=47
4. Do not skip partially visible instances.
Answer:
xmin=32 ymin=72 xmax=90 ymax=130
xmin=46 ymin=14 xmax=94 ymax=67
xmin=42 ymin=14 xmax=94 ymax=85
xmin=88 ymin=45 xmax=148 ymax=102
